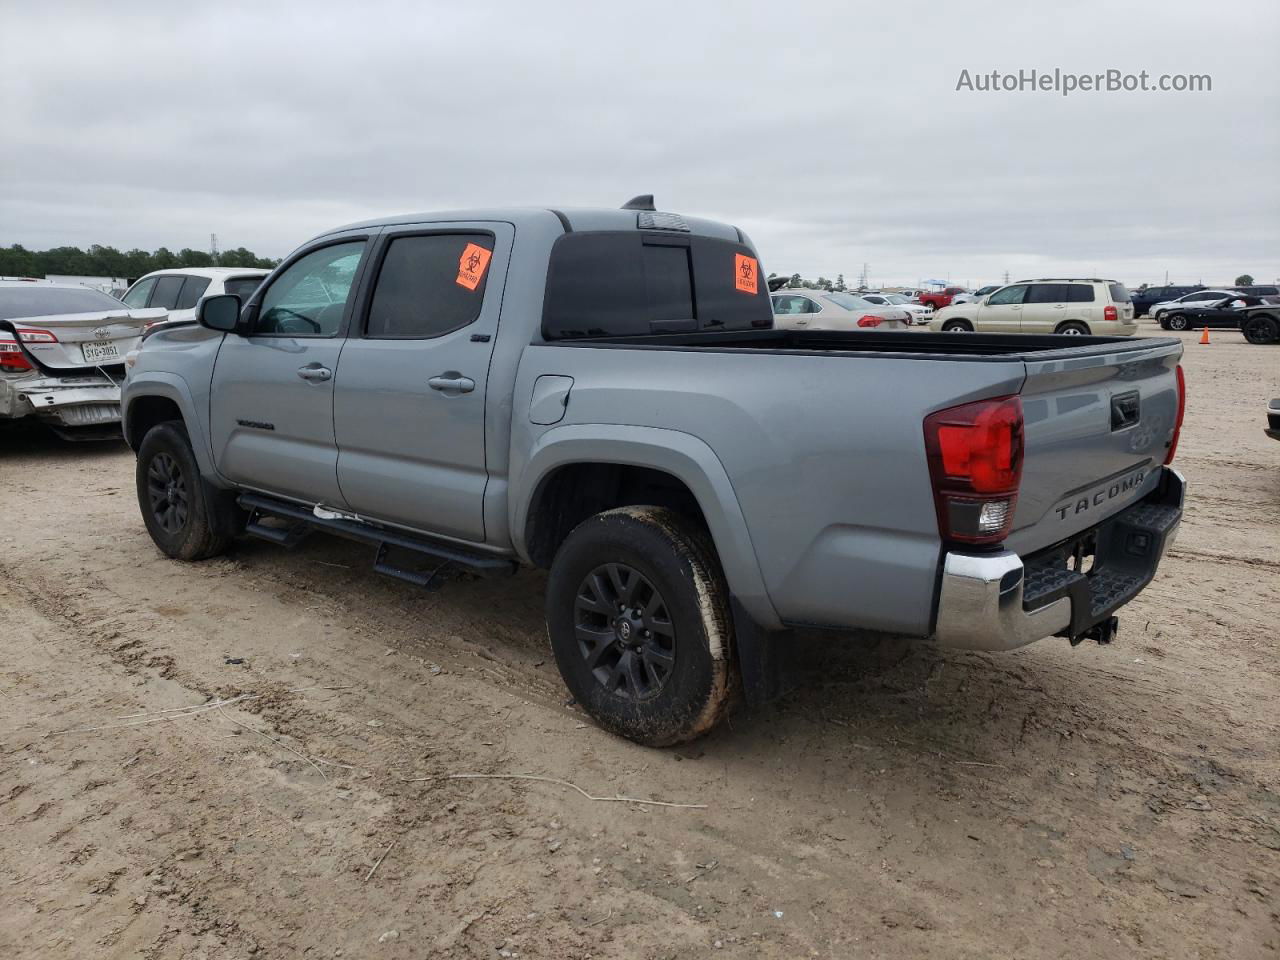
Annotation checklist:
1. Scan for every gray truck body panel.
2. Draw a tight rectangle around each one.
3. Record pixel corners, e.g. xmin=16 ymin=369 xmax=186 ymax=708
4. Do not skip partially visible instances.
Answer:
xmin=124 ymin=205 xmax=1184 ymax=646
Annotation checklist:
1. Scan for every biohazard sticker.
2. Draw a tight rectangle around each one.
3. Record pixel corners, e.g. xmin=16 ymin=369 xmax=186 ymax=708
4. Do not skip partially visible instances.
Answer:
xmin=734 ymin=254 xmax=758 ymax=294
xmin=456 ymin=243 xmax=492 ymax=291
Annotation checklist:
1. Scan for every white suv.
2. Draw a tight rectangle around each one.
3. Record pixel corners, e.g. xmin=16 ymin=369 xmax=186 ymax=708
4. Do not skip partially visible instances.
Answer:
xmin=122 ymin=267 xmax=269 ymax=329
xmin=928 ymin=279 xmax=1137 ymax=336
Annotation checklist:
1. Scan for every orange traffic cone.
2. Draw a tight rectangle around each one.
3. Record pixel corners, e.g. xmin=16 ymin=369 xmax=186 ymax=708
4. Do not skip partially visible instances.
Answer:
xmin=1199 ymin=326 xmax=1210 ymax=344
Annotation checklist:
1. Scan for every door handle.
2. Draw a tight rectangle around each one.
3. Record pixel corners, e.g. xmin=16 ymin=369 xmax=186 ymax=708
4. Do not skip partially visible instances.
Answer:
xmin=428 ymin=373 xmax=476 ymax=394
xmin=297 ymin=364 xmax=332 ymax=382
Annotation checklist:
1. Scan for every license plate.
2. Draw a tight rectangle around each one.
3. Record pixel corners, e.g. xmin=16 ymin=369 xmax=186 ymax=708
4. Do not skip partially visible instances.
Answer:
xmin=81 ymin=341 xmax=121 ymax=363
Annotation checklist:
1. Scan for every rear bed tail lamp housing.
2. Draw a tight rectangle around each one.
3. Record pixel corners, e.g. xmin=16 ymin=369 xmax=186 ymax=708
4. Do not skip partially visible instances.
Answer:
xmin=1104 ymin=305 xmax=1118 ymax=322
xmin=924 ymin=395 xmax=1025 ymax=545
xmin=1164 ymin=364 xmax=1186 ymax=464
xmin=857 ymin=315 xmax=883 ymax=328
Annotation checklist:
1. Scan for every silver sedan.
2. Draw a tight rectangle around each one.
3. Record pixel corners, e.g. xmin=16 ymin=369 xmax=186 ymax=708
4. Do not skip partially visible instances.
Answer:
xmin=771 ymin=291 xmax=912 ymax=331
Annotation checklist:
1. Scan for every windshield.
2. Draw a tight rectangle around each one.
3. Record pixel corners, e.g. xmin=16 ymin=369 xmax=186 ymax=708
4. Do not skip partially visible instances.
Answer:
xmin=0 ymin=286 xmax=125 ymax=320
xmin=822 ymin=292 xmax=873 ymax=310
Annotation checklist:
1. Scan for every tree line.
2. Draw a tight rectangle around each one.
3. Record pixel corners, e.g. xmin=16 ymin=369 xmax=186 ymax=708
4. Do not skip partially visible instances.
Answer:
xmin=0 ymin=243 xmax=279 ymax=280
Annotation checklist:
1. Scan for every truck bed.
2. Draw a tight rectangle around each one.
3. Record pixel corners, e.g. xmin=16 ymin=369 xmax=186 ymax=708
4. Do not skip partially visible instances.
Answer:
xmin=554 ymin=328 xmax=1177 ymax=360
xmin=519 ymin=329 xmax=1183 ymax=636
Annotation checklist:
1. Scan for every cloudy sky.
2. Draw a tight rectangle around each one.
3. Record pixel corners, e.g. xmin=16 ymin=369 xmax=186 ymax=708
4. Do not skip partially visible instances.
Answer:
xmin=2 ymin=0 xmax=1276 ymax=287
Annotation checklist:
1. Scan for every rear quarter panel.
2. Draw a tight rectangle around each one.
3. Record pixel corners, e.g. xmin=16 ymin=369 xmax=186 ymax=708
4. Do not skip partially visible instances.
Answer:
xmin=510 ymin=343 xmax=1025 ymax=635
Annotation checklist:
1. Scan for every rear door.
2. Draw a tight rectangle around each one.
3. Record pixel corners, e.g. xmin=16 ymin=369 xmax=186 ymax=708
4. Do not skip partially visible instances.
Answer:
xmin=332 ymin=222 xmax=513 ymax=542
xmin=209 ymin=237 xmax=371 ymax=506
xmin=1064 ymin=282 xmax=1099 ymax=326
xmin=1020 ymin=283 xmax=1071 ymax=332
xmin=975 ymin=283 xmax=1027 ymax=331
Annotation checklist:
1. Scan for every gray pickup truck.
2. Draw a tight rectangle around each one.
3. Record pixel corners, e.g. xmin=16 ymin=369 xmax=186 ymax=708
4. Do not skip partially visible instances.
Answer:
xmin=122 ymin=198 xmax=1187 ymax=746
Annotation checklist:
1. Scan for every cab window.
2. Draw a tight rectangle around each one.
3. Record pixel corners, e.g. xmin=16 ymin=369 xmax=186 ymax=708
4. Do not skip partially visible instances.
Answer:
xmin=365 ymin=234 xmax=494 ymax=339
xmin=256 ymin=242 xmax=366 ymax=337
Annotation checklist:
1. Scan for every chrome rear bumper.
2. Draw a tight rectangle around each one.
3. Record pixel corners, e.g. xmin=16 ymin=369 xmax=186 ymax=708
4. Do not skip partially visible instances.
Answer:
xmin=933 ymin=468 xmax=1185 ymax=651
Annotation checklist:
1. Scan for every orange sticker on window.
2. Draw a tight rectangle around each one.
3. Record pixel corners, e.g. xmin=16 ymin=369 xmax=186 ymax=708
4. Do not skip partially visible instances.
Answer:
xmin=735 ymin=254 xmax=758 ymax=294
xmin=456 ymin=243 xmax=492 ymax=291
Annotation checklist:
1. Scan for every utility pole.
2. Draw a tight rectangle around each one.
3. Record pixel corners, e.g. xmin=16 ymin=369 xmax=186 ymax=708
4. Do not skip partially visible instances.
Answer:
xmin=1002 ymin=270 xmax=1010 ymax=285
xmin=858 ymin=262 xmax=868 ymax=291
xmin=210 ymin=233 xmax=220 ymax=265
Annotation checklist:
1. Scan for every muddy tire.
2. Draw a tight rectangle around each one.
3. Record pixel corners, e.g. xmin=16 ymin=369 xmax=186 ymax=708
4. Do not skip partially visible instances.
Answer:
xmin=546 ymin=506 xmax=734 ymax=747
xmin=136 ymin=421 xmax=233 ymax=562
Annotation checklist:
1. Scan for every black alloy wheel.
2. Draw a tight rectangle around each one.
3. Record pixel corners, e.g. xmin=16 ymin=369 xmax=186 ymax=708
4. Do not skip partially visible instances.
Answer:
xmin=574 ymin=562 xmax=675 ymax=701
xmin=147 ymin=451 xmax=189 ymax=534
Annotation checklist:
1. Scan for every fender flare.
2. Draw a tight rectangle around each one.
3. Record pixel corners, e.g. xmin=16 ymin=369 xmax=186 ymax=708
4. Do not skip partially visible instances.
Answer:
xmin=512 ymin=423 xmax=782 ymax=631
xmin=122 ymin=372 xmax=220 ymax=481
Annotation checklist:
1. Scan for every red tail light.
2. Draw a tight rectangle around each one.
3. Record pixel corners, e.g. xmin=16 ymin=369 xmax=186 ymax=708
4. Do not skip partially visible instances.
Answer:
xmin=0 ymin=338 xmax=33 ymax=372
xmin=924 ymin=395 xmax=1024 ymax=545
xmin=1164 ymin=364 xmax=1186 ymax=464
xmin=857 ymin=315 xmax=883 ymax=328
xmin=1104 ymin=305 xmax=1118 ymax=322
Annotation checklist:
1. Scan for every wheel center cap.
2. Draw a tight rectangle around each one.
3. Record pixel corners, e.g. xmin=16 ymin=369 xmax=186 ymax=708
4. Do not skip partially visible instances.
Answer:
xmin=618 ymin=620 xmax=632 ymax=641
xmin=166 ymin=482 xmax=178 ymax=505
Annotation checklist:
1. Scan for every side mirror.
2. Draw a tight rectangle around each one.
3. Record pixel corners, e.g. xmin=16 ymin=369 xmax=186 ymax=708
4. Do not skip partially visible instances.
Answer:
xmin=197 ymin=294 xmax=242 ymax=333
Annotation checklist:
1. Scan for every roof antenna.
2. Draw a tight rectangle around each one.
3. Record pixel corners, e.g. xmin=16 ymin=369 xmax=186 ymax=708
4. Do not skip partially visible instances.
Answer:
xmin=621 ymin=194 xmax=656 ymax=211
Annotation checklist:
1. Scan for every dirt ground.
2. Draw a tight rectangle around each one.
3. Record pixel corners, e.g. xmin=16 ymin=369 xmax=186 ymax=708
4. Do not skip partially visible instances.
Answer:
xmin=2 ymin=324 xmax=1277 ymax=959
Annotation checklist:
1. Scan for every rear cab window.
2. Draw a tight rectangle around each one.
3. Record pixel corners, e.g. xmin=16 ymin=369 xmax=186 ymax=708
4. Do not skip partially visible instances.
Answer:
xmin=364 ymin=234 xmax=495 ymax=339
xmin=542 ymin=232 xmax=772 ymax=339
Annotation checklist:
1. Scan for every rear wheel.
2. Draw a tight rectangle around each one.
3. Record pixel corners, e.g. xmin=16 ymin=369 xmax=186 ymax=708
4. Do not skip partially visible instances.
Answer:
xmin=1055 ymin=321 xmax=1090 ymax=335
xmin=546 ymin=506 xmax=734 ymax=747
xmin=1167 ymin=313 xmax=1190 ymax=331
xmin=1243 ymin=314 xmax=1280 ymax=344
xmin=136 ymin=421 xmax=233 ymax=561
xmin=941 ymin=320 xmax=973 ymax=332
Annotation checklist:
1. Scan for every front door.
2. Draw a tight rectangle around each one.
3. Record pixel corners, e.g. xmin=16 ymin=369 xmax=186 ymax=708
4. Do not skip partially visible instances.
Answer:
xmin=332 ymin=223 xmax=513 ymax=543
xmin=209 ymin=238 xmax=370 ymax=506
xmin=976 ymin=283 xmax=1028 ymax=331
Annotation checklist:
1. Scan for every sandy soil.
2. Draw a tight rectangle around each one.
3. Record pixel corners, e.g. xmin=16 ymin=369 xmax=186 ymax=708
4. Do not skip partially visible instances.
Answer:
xmin=1 ymin=325 xmax=1277 ymax=959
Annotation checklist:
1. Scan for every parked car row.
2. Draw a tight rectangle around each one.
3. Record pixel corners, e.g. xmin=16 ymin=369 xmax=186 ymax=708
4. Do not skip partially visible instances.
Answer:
xmin=1130 ymin=283 xmax=1280 ymax=317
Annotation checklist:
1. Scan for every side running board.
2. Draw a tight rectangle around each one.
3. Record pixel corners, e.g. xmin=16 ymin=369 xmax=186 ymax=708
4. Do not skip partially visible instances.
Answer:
xmin=237 ymin=493 xmax=518 ymax=587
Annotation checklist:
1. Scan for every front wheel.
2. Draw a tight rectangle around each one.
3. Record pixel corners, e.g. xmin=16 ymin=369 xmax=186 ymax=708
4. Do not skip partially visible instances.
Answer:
xmin=941 ymin=320 xmax=973 ymax=332
xmin=136 ymin=421 xmax=233 ymax=561
xmin=546 ymin=506 xmax=734 ymax=747
xmin=1243 ymin=314 xmax=1280 ymax=344
xmin=1167 ymin=313 xmax=1190 ymax=331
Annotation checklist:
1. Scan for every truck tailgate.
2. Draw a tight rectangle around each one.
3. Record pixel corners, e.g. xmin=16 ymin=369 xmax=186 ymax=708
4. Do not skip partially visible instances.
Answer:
xmin=1005 ymin=339 xmax=1183 ymax=557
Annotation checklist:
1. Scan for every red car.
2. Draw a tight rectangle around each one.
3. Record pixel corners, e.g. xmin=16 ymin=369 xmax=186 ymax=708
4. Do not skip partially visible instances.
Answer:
xmin=918 ymin=286 xmax=969 ymax=311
